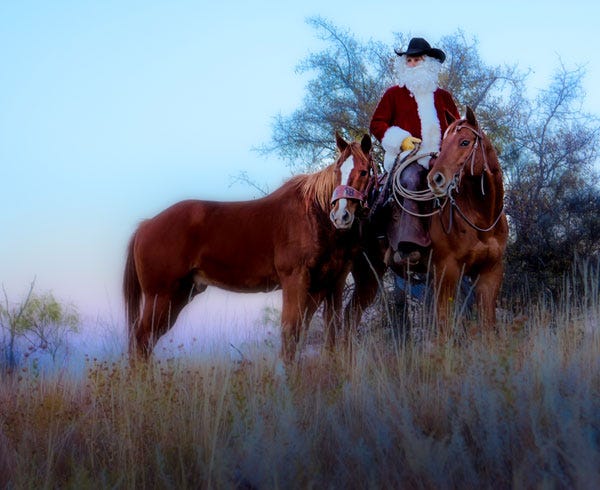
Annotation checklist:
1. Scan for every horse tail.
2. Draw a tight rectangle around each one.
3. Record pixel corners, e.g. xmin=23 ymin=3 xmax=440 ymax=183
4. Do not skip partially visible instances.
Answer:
xmin=123 ymin=232 xmax=141 ymax=348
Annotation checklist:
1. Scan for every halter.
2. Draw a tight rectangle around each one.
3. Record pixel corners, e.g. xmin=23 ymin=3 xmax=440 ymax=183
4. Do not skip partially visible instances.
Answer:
xmin=330 ymin=152 xmax=378 ymax=208
xmin=330 ymin=185 xmax=366 ymax=204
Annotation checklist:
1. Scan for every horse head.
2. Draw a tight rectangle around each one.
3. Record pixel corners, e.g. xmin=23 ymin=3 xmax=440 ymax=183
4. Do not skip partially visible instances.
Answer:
xmin=329 ymin=132 xmax=375 ymax=230
xmin=428 ymin=106 xmax=488 ymax=197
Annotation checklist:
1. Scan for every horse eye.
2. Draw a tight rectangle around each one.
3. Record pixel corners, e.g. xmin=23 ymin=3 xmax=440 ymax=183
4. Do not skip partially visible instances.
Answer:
xmin=359 ymin=170 xmax=368 ymax=177
xmin=460 ymin=140 xmax=470 ymax=147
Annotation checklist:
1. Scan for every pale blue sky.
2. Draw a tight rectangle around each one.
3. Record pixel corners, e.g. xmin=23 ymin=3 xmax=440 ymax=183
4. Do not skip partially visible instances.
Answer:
xmin=2 ymin=0 xmax=599 ymax=319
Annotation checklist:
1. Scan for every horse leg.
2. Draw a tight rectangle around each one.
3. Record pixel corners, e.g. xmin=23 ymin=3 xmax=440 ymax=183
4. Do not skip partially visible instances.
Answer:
xmin=133 ymin=293 xmax=170 ymax=358
xmin=345 ymin=250 xmax=385 ymax=338
xmin=322 ymin=284 xmax=344 ymax=352
xmin=475 ymin=264 xmax=504 ymax=333
xmin=280 ymin=271 xmax=314 ymax=362
xmin=133 ymin=286 xmax=194 ymax=359
xmin=432 ymin=262 xmax=461 ymax=340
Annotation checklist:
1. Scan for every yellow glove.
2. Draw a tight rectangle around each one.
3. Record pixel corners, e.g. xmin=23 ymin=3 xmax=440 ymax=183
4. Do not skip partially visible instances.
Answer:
xmin=401 ymin=136 xmax=422 ymax=151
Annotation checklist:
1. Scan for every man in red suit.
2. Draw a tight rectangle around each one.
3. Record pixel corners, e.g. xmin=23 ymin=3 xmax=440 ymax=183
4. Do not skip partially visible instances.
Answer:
xmin=370 ymin=37 xmax=460 ymax=268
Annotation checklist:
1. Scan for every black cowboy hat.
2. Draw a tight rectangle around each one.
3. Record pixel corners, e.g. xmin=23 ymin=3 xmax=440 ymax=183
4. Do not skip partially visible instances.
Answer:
xmin=394 ymin=37 xmax=446 ymax=63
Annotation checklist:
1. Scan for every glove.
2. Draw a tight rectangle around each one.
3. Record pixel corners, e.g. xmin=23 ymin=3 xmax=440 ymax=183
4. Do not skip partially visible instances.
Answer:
xmin=401 ymin=136 xmax=422 ymax=151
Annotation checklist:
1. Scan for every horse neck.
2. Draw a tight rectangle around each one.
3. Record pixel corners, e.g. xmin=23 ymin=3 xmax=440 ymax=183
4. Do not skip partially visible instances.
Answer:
xmin=459 ymin=142 xmax=504 ymax=219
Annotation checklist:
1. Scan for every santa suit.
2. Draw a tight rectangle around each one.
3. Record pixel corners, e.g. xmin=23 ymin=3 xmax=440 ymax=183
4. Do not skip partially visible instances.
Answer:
xmin=369 ymin=84 xmax=459 ymax=257
xmin=370 ymin=85 xmax=459 ymax=170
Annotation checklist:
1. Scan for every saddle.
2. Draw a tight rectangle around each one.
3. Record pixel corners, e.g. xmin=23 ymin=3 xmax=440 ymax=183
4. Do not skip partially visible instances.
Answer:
xmin=370 ymin=156 xmax=432 ymax=272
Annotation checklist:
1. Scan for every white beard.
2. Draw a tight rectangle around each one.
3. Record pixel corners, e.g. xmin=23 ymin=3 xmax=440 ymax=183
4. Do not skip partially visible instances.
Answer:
xmin=393 ymin=55 xmax=444 ymax=168
xmin=394 ymin=55 xmax=441 ymax=95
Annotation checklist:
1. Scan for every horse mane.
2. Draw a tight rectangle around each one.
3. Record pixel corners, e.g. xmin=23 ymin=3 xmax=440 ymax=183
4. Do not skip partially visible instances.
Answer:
xmin=284 ymin=161 xmax=339 ymax=214
xmin=482 ymin=132 xmax=502 ymax=175
xmin=287 ymin=164 xmax=338 ymax=213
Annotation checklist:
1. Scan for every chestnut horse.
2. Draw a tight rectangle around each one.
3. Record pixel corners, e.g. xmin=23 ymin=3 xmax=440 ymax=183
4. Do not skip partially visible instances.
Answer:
xmin=123 ymin=133 xmax=375 ymax=361
xmin=426 ymin=107 xmax=508 ymax=334
xmin=335 ymin=107 xmax=507 ymax=339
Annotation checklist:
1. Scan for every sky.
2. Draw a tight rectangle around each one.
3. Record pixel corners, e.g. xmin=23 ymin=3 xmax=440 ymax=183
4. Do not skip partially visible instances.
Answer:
xmin=2 ymin=0 xmax=600 ymax=332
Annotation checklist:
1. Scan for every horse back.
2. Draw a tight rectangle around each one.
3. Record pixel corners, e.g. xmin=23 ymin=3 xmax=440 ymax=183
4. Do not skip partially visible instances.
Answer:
xmin=131 ymin=192 xmax=354 ymax=294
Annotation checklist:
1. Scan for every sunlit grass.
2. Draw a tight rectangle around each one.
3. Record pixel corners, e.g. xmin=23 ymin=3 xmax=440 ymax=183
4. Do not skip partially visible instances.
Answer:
xmin=2 ymin=267 xmax=600 ymax=488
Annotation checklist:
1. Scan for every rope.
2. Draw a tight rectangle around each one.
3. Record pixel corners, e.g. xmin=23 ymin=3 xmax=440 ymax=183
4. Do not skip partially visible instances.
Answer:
xmin=382 ymin=131 xmax=504 ymax=232
xmin=388 ymin=148 xmax=442 ymax=218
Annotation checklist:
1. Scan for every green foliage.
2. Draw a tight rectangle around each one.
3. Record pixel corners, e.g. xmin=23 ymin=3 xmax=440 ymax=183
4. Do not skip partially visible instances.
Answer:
xmin=0 ymin=282 xmax=79 ymax=369
xmin=11 ymin=292 xmax=78 ymax=335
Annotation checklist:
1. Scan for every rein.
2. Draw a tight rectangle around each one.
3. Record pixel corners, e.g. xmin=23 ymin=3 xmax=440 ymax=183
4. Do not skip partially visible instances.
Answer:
xmin=455 ymin=123 xmax=490 ymax=196
xmin=446 ymin=193 xmax=505 ymax=232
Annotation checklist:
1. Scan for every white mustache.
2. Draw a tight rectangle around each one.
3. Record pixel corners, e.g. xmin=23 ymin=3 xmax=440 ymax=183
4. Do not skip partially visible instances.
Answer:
xmin=395 ymin=56 xmax=441 ymax=94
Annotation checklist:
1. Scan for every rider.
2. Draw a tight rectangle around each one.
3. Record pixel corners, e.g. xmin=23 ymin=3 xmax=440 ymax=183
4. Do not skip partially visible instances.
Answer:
xmin=370 ymin=37 xmax=460 ymax=268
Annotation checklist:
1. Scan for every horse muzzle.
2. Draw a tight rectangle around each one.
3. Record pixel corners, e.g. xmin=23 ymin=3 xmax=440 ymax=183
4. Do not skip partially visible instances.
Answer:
xmin=330 ymin=185 xmax=366 ymax=229
xmin=428 ymin=171 xmax=459 ymax=197
xmin=330 ymin=205 xmax=354 ymax=229
xmin=428 ymin=171 xmax=448 ymax=196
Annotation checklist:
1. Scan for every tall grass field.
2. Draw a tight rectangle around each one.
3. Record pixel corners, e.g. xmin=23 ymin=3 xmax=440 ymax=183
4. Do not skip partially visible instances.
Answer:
xmin=1 ymin=265 xmax=599 ymax=488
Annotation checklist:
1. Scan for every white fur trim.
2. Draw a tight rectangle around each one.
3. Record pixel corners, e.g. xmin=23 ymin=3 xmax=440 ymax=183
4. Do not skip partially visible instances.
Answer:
xmin=413 ymin=91 xmax=441 ymax=169
xmin=417 ymin=156 xmax=431 ymax=169
xmin=383 ymin=149 xmax=413 ymax=172
xmin=381 ymin=126 xmax=410 ymax=154
xmin=383 ymin=151 xmax=397 ymax=172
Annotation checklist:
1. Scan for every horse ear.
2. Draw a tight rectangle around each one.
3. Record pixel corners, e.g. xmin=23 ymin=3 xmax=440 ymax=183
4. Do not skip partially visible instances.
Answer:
xmin=466 ymin=106 xmax=478 ymax=128
xmin=335 ymin=131 xmax=349 ymax=152
xmin=360 ymin=134 xmax=372 ymax=154
xmin=445 ymin=110 xmax=457 ymax=126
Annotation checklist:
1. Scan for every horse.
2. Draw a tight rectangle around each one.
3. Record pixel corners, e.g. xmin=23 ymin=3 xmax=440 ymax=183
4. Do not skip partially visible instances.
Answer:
xmin=426 ymin=106 xmax=508 ymax=335
xmin=344 ymin=106 xmax=508 ymax=340
xmin=123 ymin=133 xmax=376 ymax=362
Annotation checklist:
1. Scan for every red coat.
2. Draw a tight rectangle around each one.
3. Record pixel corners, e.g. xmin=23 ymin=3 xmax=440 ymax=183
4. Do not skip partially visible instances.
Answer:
xmin=370 ymin=85 xmax=459 ymax=169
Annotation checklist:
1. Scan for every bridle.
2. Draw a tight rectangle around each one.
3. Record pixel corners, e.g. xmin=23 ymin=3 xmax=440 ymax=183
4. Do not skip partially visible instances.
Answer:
xmin=434 ymin=122 xmax=505 ymax=233
xmin=452 ymin=123 xmax=490 ymax=195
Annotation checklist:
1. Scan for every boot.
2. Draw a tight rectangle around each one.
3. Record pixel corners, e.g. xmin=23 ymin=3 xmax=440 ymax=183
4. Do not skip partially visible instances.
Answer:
xmin=387 ymin=162 xmax=431 ymax=269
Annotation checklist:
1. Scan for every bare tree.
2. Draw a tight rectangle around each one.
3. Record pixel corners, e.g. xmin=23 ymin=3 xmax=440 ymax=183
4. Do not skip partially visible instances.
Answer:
xmin=256 ymin=16 xmax=396 ymax=172
xmin=257 ymin=18 xmax=600 ymax=297
xmin=504 ymin=63 xmax=600 ymax=293
xmin=0 ymin=281 xmax=35 ymax=370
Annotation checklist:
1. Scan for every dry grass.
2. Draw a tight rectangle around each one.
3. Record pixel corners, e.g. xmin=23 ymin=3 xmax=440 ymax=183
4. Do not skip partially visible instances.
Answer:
xmin=2 ymin=274 xmax=600 ymax=488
